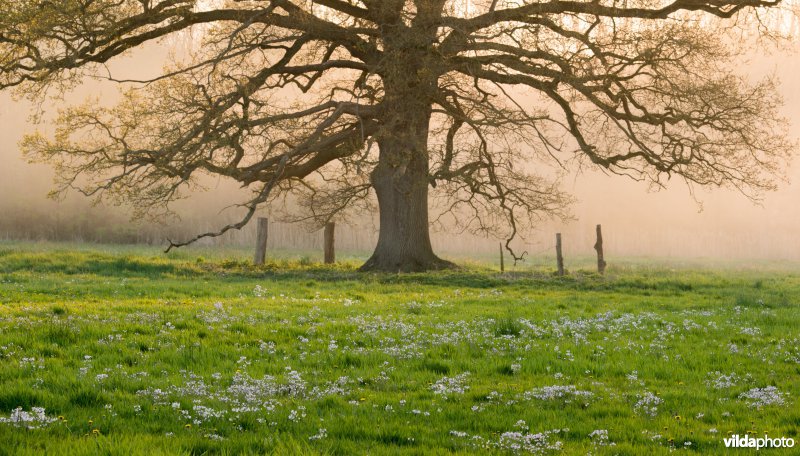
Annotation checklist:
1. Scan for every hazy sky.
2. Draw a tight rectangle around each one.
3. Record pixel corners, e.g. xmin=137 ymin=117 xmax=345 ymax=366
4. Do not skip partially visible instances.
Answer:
xmin=1 ymin=38 xmax=799 ymax=261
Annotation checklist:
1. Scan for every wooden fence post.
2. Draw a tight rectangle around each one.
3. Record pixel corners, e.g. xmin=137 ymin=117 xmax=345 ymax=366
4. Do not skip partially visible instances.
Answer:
xmin=324 ymin=222 xmax=335 ymax=264
xmin=499 ymin=243 xmax=505 ymax=272
xmin=594 ymin=224 xmax=607 ymax=274
xmin=254 ymin=217 xmax=269 ymax=265
xmin=556 ymin=233 xmax=564 ymax=276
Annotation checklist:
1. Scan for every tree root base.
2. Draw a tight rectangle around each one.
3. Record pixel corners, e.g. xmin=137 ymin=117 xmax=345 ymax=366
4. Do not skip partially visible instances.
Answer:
xmin=359 ymin=254 xmax=457 ymax=273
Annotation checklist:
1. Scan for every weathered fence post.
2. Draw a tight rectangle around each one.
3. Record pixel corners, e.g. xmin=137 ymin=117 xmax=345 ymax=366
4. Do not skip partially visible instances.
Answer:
xmin=254 ymin=217 xmax=269 ymax=265
xmin=499 ymin=243 xmax=505 ymax=272
xmin=556 ymin=233 xmax=564 ymax=276
xmin=324 ymin=222 xmax=336 ymax=264
xmin=594 ymin=224 xmax=607 ymax=274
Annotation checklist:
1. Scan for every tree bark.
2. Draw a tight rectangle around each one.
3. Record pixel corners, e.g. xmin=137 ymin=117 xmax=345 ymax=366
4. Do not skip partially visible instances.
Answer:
xmin=360 ymin=147 xmax=454 ymax=272
xmin=360 ymin=23 xmax=454 ymax=273
xmin=360 ymin=88 xmax=453 ymax=272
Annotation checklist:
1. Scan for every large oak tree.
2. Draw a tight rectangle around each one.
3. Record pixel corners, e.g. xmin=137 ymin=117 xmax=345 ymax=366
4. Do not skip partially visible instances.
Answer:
xmin=1 ymin=0 xmax=796 ymax=271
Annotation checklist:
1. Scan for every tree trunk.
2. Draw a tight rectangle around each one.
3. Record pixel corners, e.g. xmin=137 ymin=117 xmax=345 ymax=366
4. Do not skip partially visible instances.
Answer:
xmin=360 ymin=25 xmax=454 ymax=273
xmin=360 ymin=92 xmax=453 ymax=272
xmin=360 ymin=148 xmax=454 ymax=272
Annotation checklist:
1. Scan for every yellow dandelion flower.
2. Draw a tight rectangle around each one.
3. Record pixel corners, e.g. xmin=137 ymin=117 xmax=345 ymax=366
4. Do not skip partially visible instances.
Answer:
xmin=185 ymin=423 xmax=192 ymax=429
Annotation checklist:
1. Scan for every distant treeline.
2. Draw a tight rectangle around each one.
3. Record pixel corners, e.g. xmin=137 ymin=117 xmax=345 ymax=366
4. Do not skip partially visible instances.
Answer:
xmin=0 ymin=203 xmax=383 ymax=251
xmin=4 ymin=202 xmax=799 ymax=261
xmin=1 ymin=205 xmax=176 ymax=245
xmin=0 ymin=203 xmax=508 ymax=256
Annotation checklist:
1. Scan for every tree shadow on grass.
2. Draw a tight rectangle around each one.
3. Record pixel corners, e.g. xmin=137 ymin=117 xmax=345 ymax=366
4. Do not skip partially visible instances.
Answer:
xmin=0 ymin=248 xmax=746 ymax=296
xmin=0 ymin=251 xmax=187 ymax=278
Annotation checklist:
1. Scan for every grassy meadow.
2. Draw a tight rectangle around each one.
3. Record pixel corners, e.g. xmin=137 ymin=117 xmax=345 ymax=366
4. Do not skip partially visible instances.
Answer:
xmin=0 ymin=242 xmax=798 ymax=455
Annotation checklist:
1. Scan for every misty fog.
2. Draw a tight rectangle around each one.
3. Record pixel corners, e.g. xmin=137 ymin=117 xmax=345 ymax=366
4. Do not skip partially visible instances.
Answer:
xmin=1 ymin=37 xmax=799 ymax=262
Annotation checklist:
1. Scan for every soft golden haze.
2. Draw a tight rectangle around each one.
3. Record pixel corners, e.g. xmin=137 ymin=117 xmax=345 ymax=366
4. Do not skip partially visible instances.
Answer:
xmin=1 ymin=0 xmax=799 ymax=267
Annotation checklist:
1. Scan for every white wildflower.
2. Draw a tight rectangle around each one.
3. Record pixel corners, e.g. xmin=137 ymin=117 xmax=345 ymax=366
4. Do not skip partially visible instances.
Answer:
xmin=738 ymin=386 xmax=787 ymax=408
xmin=431 ymin=372 xmax=470 ymax=399
xmin=0 ymin=407 xmax=57 ymax=429
xmin=634 ymin=392 xmax=663 ymax=417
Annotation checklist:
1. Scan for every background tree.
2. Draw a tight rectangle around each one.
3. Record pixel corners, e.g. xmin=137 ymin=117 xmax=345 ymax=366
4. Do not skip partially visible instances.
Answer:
xmin=1 ymin=0 xmax=796 ymax=271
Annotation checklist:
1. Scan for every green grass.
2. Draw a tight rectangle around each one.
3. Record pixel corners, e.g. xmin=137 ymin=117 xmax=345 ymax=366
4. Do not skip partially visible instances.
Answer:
xmin=0 ymin=241 xmax=799 ymax=455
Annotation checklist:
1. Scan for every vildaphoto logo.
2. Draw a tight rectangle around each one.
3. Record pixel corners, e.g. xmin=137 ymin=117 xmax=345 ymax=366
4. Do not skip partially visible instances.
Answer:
xmin=723 ymin=434 xmax=795 ymax=450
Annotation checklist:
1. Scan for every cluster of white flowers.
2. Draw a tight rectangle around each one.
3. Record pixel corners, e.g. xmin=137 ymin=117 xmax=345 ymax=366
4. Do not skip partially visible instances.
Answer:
xmin=0 ymin=407 xmax=57 ymax=429
xmin=498 ymin=430 xmax=564 ymax=454
xmin=588 ymin=429 xmax=614 ymax=446
xmin=706 ymin=371 xmax=742 ymax=389
xmin=740 ymin=327 xmax=762 ymax=336
xmin=682 ymin=319 xmax=702 ymax=331
xmin=524 ymin=385 xmax=593 ymax=402
xmin=135 ymin=369 xmax=353 ymax=424
xmin=634 ymin=392 xmax=663 ymax=417
xmin=451 ymin=427 xmax=565 ymax=454
xmin=97 ymin=333 xmax=124 ymax=345
xmin=431 ymin=372 xmax=470 ymax=399
xmin=18 ymin=357 xmax=44 ymax=369
xmin=738 ymin=386 xmax=787 ymax=408
xmin=780 ymin=338 xmax=800 ymax=363
xmin=192 ymin=405 xmax=225 ymax=420
xmin=288 ymin=406 xmax=306 ymax=422
xmin=258 ymin=340 xmax=276 ymax=354
xmin=0 ymin=343 xmax=18 ymax=359
xmin=196 ymin=304 xmax=235 ymax=325
xmin=309 ymin=428 xmax=327 ymax=441
xmin=252 ymin=285 xmax=267 ymax=297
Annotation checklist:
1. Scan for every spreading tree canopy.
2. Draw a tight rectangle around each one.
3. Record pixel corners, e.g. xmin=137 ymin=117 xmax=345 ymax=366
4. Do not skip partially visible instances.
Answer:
xmin=1 ymin=0 xmax=796 ymax=271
